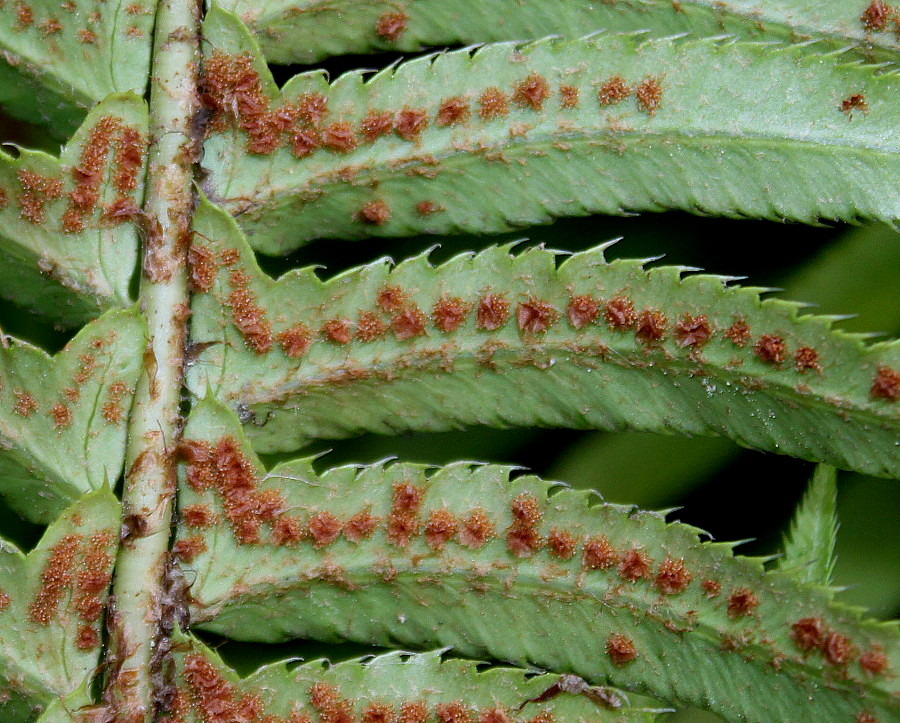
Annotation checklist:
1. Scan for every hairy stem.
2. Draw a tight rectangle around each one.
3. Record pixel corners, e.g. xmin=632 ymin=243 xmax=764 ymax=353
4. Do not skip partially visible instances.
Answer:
xmin=106 ymin=0 xmax=200 ymax=718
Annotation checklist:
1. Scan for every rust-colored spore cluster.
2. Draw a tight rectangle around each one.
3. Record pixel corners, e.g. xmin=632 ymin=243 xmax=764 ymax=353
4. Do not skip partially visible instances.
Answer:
xmin=387 ymin=482 xmax=424 ymax=547
xmin=655 ymin=556 xmax=693 ymax=594
xmin=459 ymin=508 xmax=495 ymax=549
xmin=791 ymin=617 xmax=880 ymax=674
xmin=29 ymin=529 xmax=115 ymax=635
xmin=425 ymin=508 xmax=459 ymax=550
xmin=188 ymin=243 xmax=218 ymax=292
xmin=871 ymin=366 xmax=899 ymax=401
xmin=183 ymin=654 xmax=268 ymax=723
xmin=635 ymin=76 xmax=663 ymax=114
xmin=618 ymin=547 xmax=653 ymax=582
xmin=227 ymin=268 xmax=272 ymax=353
xmin=375 ymin=11 xmax=408 ymax=41
xmin=517 ymin=298 xmax=558 ymax=334
xmin=726 ymin=587 xmax=759 ymax=617
xmin=583 ymin=534 xmax=618 ymax=570
xmin=17 ymin=169 xmax=63 ymax=224
xmin=506 ymin=493 xmax=544 ymax=557
xmin=606 ymin=633 xmax=639 ymax=664
xmin=597 ymin=76 xmax=631 ymax=106
xmin=513 ymin=73 xmax=551 ymax=111
xmin=476 ymin=293 xmax=510 ymax=331
xmin=841 ymin=94 xmax=869 ymax=117
xmin=860 ymin=0 xmax=894 ymax=30
xmin=180 ymin=436 xmax=284 ymax=544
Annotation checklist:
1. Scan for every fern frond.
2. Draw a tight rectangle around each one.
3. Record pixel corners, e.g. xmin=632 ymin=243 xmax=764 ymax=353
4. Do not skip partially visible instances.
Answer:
xmin=0 ymin=0 xmax=154 ymax=137
xmin=0 ymin=308 xmax=144 ymax=523
xmin=175 ymin=399 xmax=899 ymax=723
xmin=0 ymin=93 xmax=146 ymax=326
xmin=219 ymin=0 xmax=900 ymax=65
xmin=201 ymin=8 xmax=900 ymax=254
xmin=169 ymin=636 xmax=664 ymax=722
xmin=186 ymin=199 xmax=900 ymax=478
xmin=779 ymin=465 xmax=839 ymax=587
xmin=0 ymin=488 xmax=119 ymax=718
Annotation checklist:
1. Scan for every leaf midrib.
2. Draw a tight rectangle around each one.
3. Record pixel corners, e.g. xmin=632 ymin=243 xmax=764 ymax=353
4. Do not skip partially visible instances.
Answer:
xmin=227 ymin=130 xmax=899 ymax=210
xmin=224 ymin=337 xmax=891 ymax=429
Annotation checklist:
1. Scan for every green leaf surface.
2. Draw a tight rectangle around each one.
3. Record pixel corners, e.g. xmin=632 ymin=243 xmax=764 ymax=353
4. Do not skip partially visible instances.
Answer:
xmin=176 ymin=399 xmax=899 ymax=723
xmin=0 ymin=0 xmax=155 ymax=138
xmin=779 ymin=465 xmax=839 ymax=587
xmin=170 ymin=635 xmax=663 ymax=722
xmin=0 ymin=93 xmax=146 ymax=326
xmin=547 ymin=223 xmax=900 ymax=506
xmin=186 ymin=199 xmax=900 ymax=478
xmin=201 ymin=8 xmax=900 ymax=254
xmin=0 ymin=308 xmax=144 ymax=524
xmin=0 ymin=488 xmax=119 ymax=720
xmin=222 ymin=0 xmax=900 ymax=65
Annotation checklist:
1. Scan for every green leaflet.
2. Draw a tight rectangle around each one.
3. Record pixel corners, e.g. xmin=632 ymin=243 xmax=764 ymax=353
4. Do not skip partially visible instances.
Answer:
xmin=547 ymin=223 xmax=900 ymax=506
xmin=170 ymin=635 xmax=663 ymax=722
xmin=0 ymin=488 xmax=119 ymax=720
xmin=220 ymin=0 xmax=900 ymax=65
xmin=200 ymin=8 xmax=900 ymax=254
xmin=0 ymin=93 xmax=146 ymax=326
xmin=186 ymin=199 xmax=900 ymax=478
xmin=778 ymin=465 xmax=839 ymax=587
xmin=0 ymin=0 xmax=155 ymax=138
xmin=0 ymin=308 xmax=144 ymax=524
xmin=176 ymin=399 xmax=899 ymax=723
